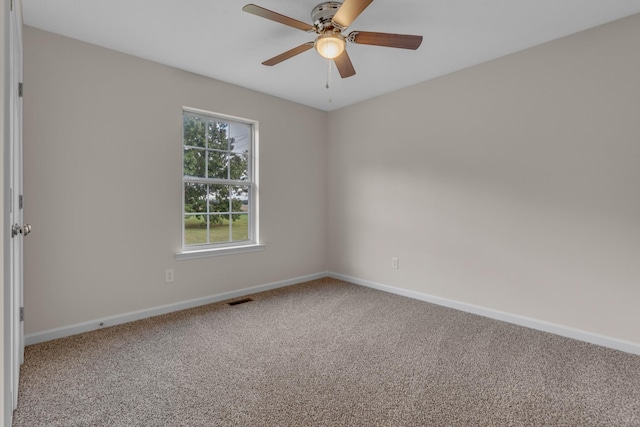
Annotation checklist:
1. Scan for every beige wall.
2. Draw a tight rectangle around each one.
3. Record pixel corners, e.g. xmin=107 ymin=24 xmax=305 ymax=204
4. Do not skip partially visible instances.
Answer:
xmin=327 ymin=13 xmax=640 ymax=344
xmin=23 ymin=27 xmax=328 ymax=335
xmin=22 ymin=13 xmax=640 ymax=347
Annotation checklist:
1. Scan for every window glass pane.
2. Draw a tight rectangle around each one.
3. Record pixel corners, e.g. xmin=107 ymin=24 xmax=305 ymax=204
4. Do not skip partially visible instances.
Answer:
xmin=208 ymin=184 xmax=230 ymax=213
xmin=231 ymin=186 xmax=250 ymax=212
xmin=208 ymin=151 xmax=228 ymax=179
xmin=229 ymin=122 xmax=251 ymax=154
xmin=231 ymin=214 xmax=249 ymax=241
xmin=184 ymin=148 xmax=206 ymax=178
xmin=183 ymin=115 xmax=206 ymax=148
xmin=229 ymin=152 xmax=249 ymax=181
xmin=208 ymin=121 xmax=230 ymax=151
xmin=184 ymin=215 xmax=207 ymax=245
xmin=184 ymin=183 xmax=207 ymax=214
xmin=209 ymin=214 xmax=231 ymax=243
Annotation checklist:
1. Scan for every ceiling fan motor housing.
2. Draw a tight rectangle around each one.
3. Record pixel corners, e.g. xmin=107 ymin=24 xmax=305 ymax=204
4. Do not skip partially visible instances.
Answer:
xmin=312 ymin=2 xmax=343 ymax=32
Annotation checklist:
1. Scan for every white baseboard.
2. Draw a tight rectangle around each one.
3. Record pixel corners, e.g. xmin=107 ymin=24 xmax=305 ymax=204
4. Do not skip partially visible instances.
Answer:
xmin=25 ymin=272 xmax=328 ymax=346
xmin=26 ymin=271 xmax=640 ymax=356
xmin=328 ymin=272 xmax=640 ymax=356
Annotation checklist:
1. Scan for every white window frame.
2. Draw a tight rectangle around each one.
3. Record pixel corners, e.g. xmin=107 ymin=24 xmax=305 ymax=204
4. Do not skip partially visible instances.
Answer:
xmin=177 ymin=107 xmax=263 ymax=260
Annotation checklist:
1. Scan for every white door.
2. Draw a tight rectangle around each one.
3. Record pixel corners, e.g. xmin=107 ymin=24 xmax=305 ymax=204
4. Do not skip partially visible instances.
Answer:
xmin=9 ymin=0 xmax=26 ymax=413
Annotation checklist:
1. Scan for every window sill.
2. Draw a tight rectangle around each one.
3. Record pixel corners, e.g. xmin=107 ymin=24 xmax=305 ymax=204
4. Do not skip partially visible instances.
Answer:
xmin=176 ymin=244 xmax=266 ymax=261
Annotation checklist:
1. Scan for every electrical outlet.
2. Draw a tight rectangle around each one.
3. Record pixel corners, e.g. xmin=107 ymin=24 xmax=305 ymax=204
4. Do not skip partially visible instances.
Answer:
xmin=392 ymin=257 xmax=399 ymax=269
xmin=165 ymin=269 xmax=175 ymax=283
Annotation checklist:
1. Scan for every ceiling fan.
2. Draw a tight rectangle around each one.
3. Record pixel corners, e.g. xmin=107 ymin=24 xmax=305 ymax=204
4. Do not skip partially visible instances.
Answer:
xmin=242 ymin=0 xmax=423 ymax=78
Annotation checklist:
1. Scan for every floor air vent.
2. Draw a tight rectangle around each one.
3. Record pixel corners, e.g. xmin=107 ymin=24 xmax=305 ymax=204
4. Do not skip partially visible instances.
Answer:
xmin=227 ymin=298 xmax=253 ymax=306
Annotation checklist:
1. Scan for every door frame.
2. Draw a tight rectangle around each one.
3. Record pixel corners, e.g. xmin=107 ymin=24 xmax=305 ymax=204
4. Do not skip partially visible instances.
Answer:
xmin=9 ymin=0 xmax=24 ymax=413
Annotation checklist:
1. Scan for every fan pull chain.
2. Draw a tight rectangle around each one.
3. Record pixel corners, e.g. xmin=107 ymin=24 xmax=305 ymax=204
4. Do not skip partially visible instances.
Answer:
xmin=326 ymin=58 xmax=332 ymax=103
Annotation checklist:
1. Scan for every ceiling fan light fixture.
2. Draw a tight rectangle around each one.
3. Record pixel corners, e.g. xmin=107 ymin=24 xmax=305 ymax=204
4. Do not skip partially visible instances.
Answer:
xmin=315 ymin=33 xmax=345 ymax=59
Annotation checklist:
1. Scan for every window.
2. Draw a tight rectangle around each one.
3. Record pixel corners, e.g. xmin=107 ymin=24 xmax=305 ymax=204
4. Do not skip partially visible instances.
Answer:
xmin=181 ymin=108 xmax=259 ymax=256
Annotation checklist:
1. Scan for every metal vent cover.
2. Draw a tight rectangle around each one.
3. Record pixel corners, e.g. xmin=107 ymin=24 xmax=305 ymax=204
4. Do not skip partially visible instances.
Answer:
xmin=227 ymin=298 xmax=254 ymax=306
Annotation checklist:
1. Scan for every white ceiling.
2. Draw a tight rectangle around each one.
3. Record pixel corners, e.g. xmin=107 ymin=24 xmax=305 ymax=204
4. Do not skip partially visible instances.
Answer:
xmin=22 ymin=0 xmax=640 ymax=111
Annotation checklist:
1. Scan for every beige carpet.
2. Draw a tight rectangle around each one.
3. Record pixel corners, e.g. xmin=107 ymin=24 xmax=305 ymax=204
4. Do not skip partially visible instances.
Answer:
xmin=13 ymin=278 xmax=640 ymax=426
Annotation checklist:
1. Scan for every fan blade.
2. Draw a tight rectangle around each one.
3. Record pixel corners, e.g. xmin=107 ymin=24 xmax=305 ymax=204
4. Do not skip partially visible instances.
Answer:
xmin=242 ymin=4 xmax=314 ymax=32
xmin=262 ymin=42 xmax=315 ymax=66
xmin=334 ymin=50 xmax=356 ymax=78
xmin=348 ymin=31 xmax=423 ymax=49
xmin=332 ymin=0 xmax=373 ymax=29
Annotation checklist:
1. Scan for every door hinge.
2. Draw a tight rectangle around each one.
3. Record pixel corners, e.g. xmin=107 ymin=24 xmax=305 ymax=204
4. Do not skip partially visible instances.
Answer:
xmin=18 ymin=82 xmax=23 ymax=97
xmin=19 ymin=195 xmax=23 ymax=210
xmin=20 ymin=307 xmax=24 ymax=322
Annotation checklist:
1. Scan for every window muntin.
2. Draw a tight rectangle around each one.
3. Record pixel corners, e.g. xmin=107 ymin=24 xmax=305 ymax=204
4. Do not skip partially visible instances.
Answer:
xmin=182 ymin=109 xmax=256 ymax=250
